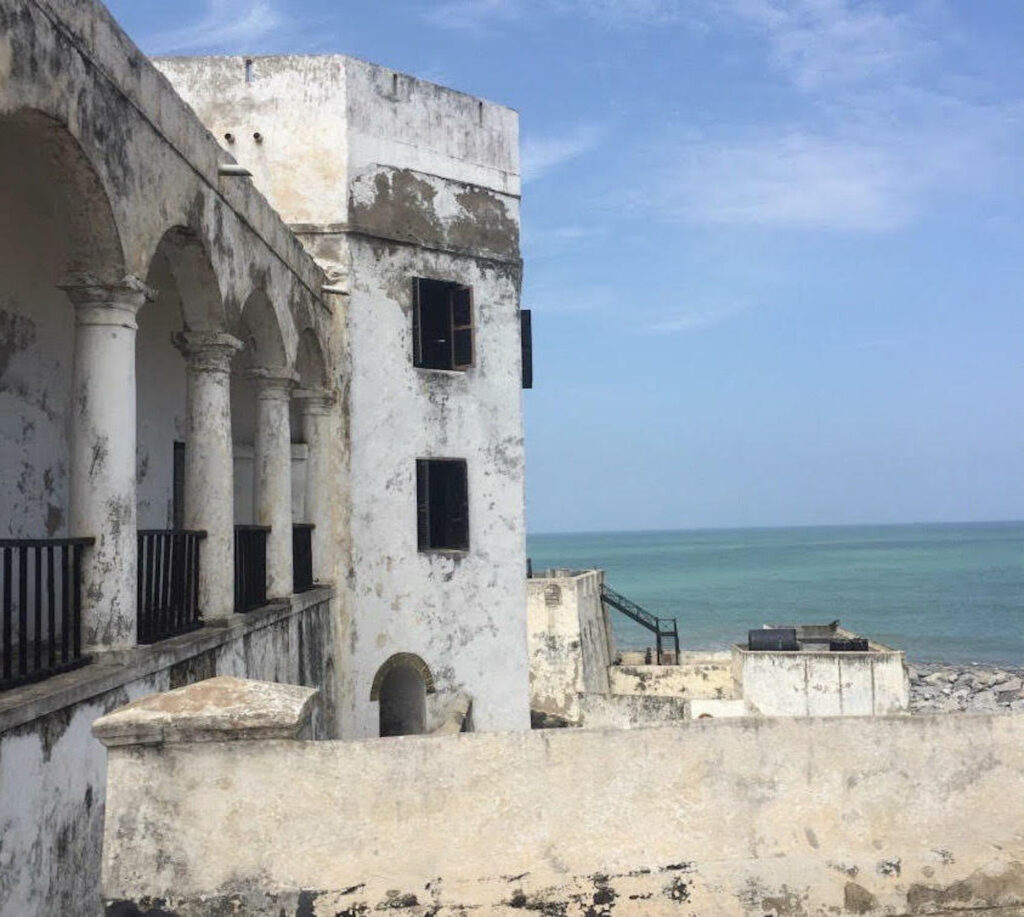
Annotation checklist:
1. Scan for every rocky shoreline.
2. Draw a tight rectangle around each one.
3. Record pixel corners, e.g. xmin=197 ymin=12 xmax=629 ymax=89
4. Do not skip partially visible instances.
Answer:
xmin=908 ymin=662 xmax=1024 ymax=714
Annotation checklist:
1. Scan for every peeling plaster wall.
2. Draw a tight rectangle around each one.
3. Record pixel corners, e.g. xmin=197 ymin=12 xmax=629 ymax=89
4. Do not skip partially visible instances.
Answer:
xmin=527 ymin=571 xmax=613 ymax=724
xmin=158 ymin=53 xmax=529 ymax=737
xmin=347 ymin=238 xmax=528 ymax=736
xmin=0 ymin=591 xmax=335 ymax=917
xmin=101 ymin=711 xmax=1024 ymax=916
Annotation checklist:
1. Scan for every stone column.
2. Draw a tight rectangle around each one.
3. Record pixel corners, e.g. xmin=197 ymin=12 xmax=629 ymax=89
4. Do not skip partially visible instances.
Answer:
xmin=175 ymin=332 xmax=243 ymax=619
xmin=250 ymin=368 xmax=297 ymax=599
xmin=62 ymin=275 xmax=152 ymax=649
xmin=293 ymin=388 xmax=337 ymax=583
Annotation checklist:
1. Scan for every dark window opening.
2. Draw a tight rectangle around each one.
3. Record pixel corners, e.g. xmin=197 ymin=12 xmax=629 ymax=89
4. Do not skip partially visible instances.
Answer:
xmin=413 ymin=278 xmax=474 ymax=371
xmin=416 ymin=459 xmax=469 ymax=552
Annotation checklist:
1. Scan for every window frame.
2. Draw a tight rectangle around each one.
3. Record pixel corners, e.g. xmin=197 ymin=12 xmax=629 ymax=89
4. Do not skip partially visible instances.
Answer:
xmin=412 ymin=278 xmax=475 ymax=373
xmin=416 ymin=457 xmax=470 ymax=553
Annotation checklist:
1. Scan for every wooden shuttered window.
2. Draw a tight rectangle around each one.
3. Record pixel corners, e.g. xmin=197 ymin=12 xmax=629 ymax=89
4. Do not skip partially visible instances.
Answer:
xmin=416 ymin=459 xmax=469 ymax=552
xmin=451 ymin=286 xmax=474 ymax=370
xmin=520 ymin=309 xmax=533 ymax=389
xmin=412 ymin=278 xmax=474 ymax=371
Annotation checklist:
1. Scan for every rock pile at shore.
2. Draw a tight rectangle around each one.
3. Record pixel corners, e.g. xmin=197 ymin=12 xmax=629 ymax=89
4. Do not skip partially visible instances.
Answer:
xmin=909 ymin=663 xmax=1024 ymax=714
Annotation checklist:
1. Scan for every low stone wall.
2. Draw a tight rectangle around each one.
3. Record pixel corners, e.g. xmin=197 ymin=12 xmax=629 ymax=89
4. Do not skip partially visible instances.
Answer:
xmin=98 ymin=678 xmax=1024 ymax=916
xmin=0 ymin=588 xmax=335 ymax=917
xmin=608 ymin=657 xmax=734 ymax=700
xmin=576 ymin=691 xmax=689 ymax=728
xmin=733 ymin=642 xmax=908 ymax=716
xmin=909 ymin=663 xmax=1024 ymax=714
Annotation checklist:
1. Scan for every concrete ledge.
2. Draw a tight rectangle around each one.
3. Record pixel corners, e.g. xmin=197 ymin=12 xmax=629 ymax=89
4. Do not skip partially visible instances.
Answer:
xmin=92 ymin=676 xmax=319 ymax=747
xmin=0 ymin=586 xmax=334 ymax=735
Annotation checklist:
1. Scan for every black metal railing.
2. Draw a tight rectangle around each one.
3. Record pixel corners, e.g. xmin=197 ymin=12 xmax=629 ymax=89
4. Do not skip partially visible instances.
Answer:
xmin=601 ymin=583 xmax=681 ymax=666
xmin=137 ymin=530 xmax=206 ymax=644
xmin=293 ymin=524 xmax=314 ymax=593
xmin=234 ymin=525 xmax=269 ymax=613
xmin=0 ymin=537 xmax=93 ymax=691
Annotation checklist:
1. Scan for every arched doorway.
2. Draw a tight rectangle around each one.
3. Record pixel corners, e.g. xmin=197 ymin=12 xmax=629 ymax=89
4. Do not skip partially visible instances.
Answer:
xmin=0 ymin=110 xmax=123 ymax=539
xmin=371 ymin=653 xmax=435 ymax=737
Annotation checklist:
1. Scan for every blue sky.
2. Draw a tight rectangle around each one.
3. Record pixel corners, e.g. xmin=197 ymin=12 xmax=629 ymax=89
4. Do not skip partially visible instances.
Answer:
xmin=106 ymin=0 xmax=1024 ymax=533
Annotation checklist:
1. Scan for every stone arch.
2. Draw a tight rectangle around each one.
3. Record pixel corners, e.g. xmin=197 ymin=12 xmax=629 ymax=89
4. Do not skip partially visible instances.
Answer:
xmin=135 ymin=227 xmax=227 ymax=529
xmin=372 ymin=653 xmax=435 ymax=738
xmin=0 ymin=109 xmax=125 ymax=538
xmin=295 ymin=328 xmax=329 ymax=390
xmin=237 ymin=289 xmax=288 ymax=371
xmin=0 ymin=109 xmax=125 ymax=281
xmin=370 ymin=652 xmax=436 ymax=701
xmin=141 ymin=226 xmax=226 ymax=333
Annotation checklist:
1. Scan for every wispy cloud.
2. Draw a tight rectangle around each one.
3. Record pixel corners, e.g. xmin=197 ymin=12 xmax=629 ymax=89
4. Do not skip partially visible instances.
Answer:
xmin=521 ymin=124 xmax=605 ymax=183
xmin=720 ymin=0 xmax=935 ymax=91
xmin=648 ymin=303 xmax=750 ymax=334
xmin=146 ymin=0 xmax=283 ymax=54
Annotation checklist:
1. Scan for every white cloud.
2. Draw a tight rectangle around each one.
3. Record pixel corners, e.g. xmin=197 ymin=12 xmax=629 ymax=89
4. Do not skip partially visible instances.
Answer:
xmin=655 ymin=130 xmax=913 ymax=231
xmin=146 ymin=0 xmax=283 ymax=54
xmin=645 ymin=85 xmax=1017 ymax=232
xmin=521 ymin=124 xmax=605 ymax=183
xmin=721 ymin=0 xmax=935 ymax=91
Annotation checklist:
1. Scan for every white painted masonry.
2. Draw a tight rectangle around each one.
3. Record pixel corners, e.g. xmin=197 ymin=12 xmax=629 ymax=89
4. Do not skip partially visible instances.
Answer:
xmin=160 ymin=54 xmax=531 ymax=737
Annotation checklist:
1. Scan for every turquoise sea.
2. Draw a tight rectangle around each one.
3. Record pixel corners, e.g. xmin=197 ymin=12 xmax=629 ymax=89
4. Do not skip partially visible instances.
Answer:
xmin=527 ymin=522 xmax=1024 ymax=665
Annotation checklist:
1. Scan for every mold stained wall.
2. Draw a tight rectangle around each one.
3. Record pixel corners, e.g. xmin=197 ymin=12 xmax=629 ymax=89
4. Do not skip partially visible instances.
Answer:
xmin=0 ymin=597 xmax=335 ymax=917
xmin=343 ymin=60 xmax=527 ymax=736
xmin=527 ymin=571 xmax=613 ymax=723
xmin=157 ymin=54 xmax=529 ymax=736
xmin=347 ymin=240 xmax=528 ymax=736
xmin=0 ymin=126 xmax=75 ymax=538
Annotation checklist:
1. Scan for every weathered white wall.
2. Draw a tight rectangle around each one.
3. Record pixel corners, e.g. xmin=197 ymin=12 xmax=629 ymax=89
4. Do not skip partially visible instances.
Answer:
xmin=0 ymin=589 xmax=335 ymax=917
xmin=576 ymin=691 xmax=689 ymax=728
xmin=733 ymin=644 xmax=910 ymax=716
xmin=100 ymin=694 xmax=1024 ymax=916
xmin=135 ymin=261 xmax=187 ymax=529
xmin=346 ymin=238 xmax=528 ymax=736
xmin=609 ymin=658 xmax=736 ymax=700
xmin=159 ymin=53 xmax=529 ymax=737
xmin=527 ymin=570 xmax=613 ymax=723
xmin=0 ymin=123 xmax=75 ymax=538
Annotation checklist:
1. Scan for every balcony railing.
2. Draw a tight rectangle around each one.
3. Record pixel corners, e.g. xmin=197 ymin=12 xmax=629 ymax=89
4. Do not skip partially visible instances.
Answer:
xmin=234 ymin=525 xmax=269 ymax=613
xmin=293 ymin=524 xmax=314 ymax=593
xmin=0 ymin=537 xmax=93 ymax=691
xmin=137 ymin=530 xmax=206 ymax=644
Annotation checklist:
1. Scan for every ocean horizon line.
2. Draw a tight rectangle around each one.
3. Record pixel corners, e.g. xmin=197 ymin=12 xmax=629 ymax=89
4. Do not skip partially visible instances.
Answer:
xmin=528 ymin=518 xmax=1024 ymax=539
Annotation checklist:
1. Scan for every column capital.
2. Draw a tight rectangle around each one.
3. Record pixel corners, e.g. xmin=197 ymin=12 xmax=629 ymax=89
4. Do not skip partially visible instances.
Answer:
xmin=247 ymin=366 xmax=299 ymax=400
xmin=293 ymin=387 xmax=337 ymax=416
xmin=174 ymin=331 xmax=244 ymax=373
xmin=60 ymin=274 xmax=154 ymax=329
